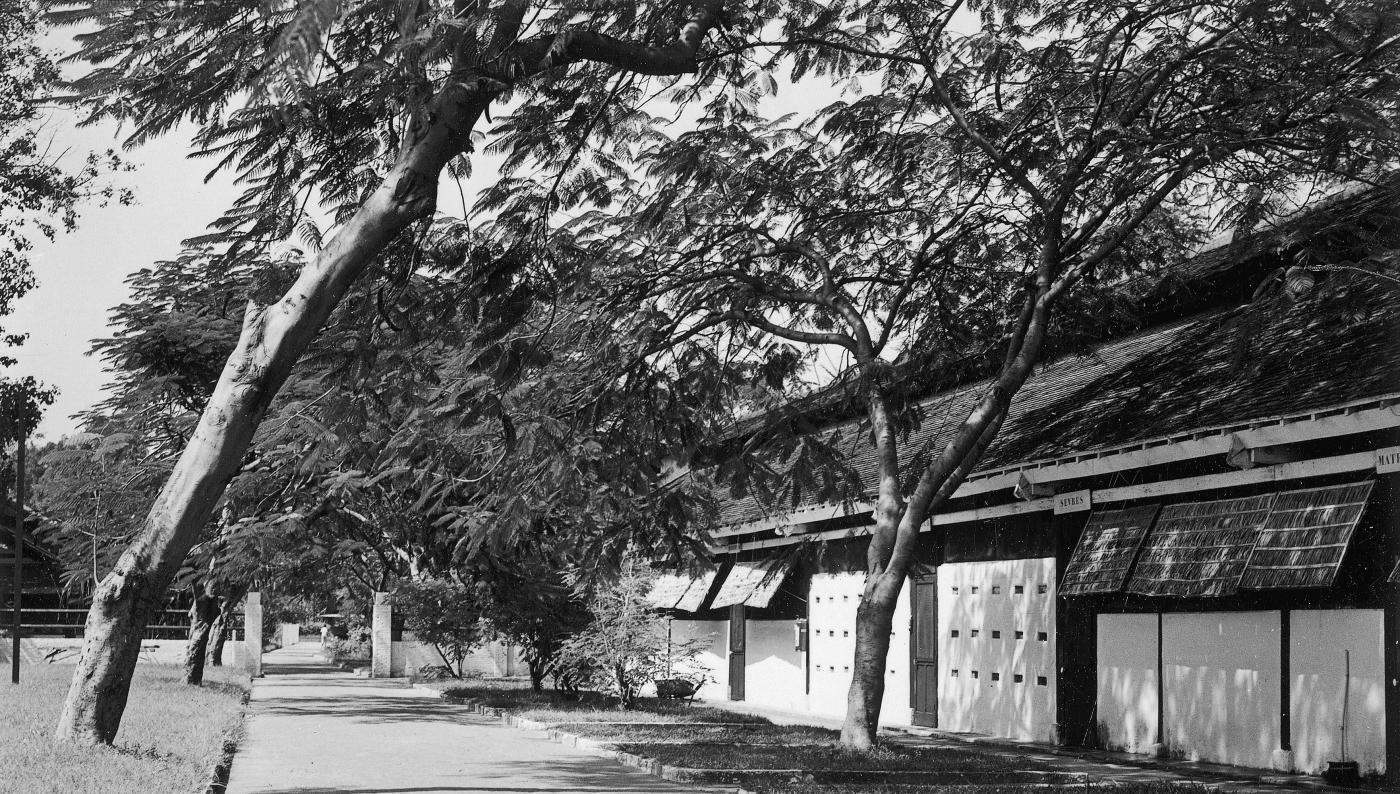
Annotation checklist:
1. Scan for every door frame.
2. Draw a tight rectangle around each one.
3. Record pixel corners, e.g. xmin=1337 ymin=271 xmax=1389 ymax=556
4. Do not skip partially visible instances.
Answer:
xmin=728 ymin=604 xmax=746 ymax=701
xmin=910 ymin=573 xmax=938 ymax=727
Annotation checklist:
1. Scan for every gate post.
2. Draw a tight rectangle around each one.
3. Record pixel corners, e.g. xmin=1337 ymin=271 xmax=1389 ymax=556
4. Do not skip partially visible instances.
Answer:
xmin=371 ymin=592 xmax=393 ymax=678
xmin=244 ymin=592 xmax=263 ymax=677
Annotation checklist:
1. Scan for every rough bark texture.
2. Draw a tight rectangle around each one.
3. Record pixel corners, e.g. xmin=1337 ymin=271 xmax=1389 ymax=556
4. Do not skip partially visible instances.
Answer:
xmin=206 ymin=600 xmax=230 ymax=667
xmin=183 ymin=595 xmax=219 ymax=685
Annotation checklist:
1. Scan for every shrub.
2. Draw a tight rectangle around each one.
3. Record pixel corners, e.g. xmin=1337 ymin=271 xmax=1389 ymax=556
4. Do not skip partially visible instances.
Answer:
xmin=392 ymin=577 xmax=484 ymax=679
xmin=555 ymin=558 xmax=708 ymax=708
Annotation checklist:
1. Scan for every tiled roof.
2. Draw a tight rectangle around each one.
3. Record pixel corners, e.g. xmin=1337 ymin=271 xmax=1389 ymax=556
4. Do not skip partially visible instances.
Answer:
xmin=717 ymin=277 xmax=1400 ymax=527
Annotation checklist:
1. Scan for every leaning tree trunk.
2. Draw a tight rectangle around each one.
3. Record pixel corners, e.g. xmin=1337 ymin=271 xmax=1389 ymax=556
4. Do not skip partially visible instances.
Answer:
xmin=52 ymin=2 xmax=727 ymax=745
xmin=183 ymin=594 xmax=220 ymax=685
xmin=54 ymin=89 xmax=490 ymax=745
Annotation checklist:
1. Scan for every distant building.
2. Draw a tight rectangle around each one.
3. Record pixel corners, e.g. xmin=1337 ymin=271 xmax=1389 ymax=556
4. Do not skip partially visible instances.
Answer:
xmin=658 ymin=181 xmax=1400 ymax=780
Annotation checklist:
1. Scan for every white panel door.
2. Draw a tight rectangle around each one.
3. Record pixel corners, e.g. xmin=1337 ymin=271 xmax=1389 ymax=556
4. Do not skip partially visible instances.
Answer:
xmin=1096 ymin=613 xmax=1159 ymax=754
xmin=937 ymin=558 xmax=1057 ymax=742
xmin=1162 ymin=611 xmax=1280 ymax=769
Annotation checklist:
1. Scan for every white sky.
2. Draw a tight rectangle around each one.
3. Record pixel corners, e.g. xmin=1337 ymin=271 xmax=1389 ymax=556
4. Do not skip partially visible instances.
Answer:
xmin=9 ymin=110 xmax=242 ymax=442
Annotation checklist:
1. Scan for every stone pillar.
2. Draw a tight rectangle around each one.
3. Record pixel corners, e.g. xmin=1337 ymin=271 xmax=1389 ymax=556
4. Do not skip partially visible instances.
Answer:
xmin=244 ymin=592 xmax=263 ymax=678
xmin=371 ymin=592 xmax=393 ymax=678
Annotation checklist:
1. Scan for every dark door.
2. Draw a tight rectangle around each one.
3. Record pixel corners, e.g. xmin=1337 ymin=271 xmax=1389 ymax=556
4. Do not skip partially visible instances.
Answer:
xmin=728 ymin=604 xmax=746 ymax=701
xmin=910 ymin=575 xmax=939 ymax=727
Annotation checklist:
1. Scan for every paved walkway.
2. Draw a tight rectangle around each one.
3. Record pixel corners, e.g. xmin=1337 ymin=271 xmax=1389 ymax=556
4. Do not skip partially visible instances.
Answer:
xmin=225 ymin=642 xmax=721 ymax=794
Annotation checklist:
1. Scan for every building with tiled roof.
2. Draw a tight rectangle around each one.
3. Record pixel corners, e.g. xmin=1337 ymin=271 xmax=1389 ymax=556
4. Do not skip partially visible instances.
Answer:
xmin=656 ymin=181 xmax=1400 ymax=783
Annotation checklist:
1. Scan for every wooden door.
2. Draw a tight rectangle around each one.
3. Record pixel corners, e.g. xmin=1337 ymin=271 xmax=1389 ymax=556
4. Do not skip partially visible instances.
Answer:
xmin=910 ymin=575 xmax=939 ymax=727
xmin=728 ymin=604 xmax=746 ymax=701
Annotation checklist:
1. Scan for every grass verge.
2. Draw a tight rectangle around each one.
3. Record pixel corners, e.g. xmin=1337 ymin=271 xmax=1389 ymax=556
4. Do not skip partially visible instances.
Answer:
xmin=609 ymin=742 xmax=1040 ymax=773
xmin=748 ymin=783 xmax=1214 ymax=794
xmin=0 ymin=663 xmax=250 ymax=794
xmin=561 ymin=722 xmax=838 ymax=744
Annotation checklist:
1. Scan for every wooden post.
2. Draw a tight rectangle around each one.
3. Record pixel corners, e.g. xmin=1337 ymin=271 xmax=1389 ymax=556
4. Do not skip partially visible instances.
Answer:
xmin=10 ymin=437 xmax=24 ymax=684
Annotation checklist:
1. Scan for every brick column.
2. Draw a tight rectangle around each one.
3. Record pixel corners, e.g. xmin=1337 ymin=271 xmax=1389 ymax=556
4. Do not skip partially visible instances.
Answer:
xmin=244 ymin=592 xmax=263 ymax=677
xmin=371 ymin=592 xmax=393 ymax=678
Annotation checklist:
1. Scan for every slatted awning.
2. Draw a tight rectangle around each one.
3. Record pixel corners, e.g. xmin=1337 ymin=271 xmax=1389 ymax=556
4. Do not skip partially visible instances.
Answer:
xmin=647 ymin=569 xmax=719 ymax=612
xmin=1390 ymin=559 xmax=1400 ymax=584
xmin=1060 ymin=505 xmax=1161 ymax=596
xmin=710 ymin=558 xmax=791 ymax=609
xmin=1240 ymin=481 xmax=1374 ymax=590
xmin=1127 ymin=494 xmax=1276 ymax=597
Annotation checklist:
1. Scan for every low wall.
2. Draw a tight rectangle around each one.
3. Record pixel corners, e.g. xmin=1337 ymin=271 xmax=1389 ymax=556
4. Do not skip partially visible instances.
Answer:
xmin=390 ymin=636 xmax=522 ymax=678
xmin=0 ymin=637 xmax=191 ymax=666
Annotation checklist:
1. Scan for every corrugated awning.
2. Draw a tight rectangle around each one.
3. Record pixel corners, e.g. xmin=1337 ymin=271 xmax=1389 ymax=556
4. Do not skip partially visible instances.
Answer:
xmin=647 ymin=569 xmax=718 ymax=612
xmin=1127 ymin=494 xmax=1276 ymax=597
xmin=710 ymin=558 xmax=791 ymax=609
xmin=1240 ymin=481 xmax=1374 ymax=590
xmin=1060 ymin=505 xmax=1161 ymax=596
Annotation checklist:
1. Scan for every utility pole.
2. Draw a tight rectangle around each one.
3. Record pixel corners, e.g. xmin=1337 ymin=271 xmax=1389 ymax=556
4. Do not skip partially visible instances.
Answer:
xmin=10 ymin=433 xmax=25 ymax=684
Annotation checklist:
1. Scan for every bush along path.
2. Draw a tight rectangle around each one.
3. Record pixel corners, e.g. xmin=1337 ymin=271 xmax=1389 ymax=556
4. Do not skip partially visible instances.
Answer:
xmin=419 ymin=682 xmax=1367 ymax=794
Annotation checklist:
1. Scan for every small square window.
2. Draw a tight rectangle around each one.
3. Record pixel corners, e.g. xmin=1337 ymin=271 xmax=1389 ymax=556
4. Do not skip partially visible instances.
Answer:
xmin=951 ymin=586 xmax=959 ymax=594
xmin=991 ymin=672 xmax=1001 ymax=681
xmin=842 ymin=594 xmax=849 ymax=601
xmin=991 ymin=586 xmax=1001 ymax=595
xmin=1037 ymin=632 xmax=1048 ymax=642
xmin=815 ymin=596 xmax=821 ymax=603
xmin=1014 ymin=674 xmax=1024 ymax=683
xmin=843 ymin=665 xmax=850 ymax=672
xmin=829 ymin=630 xmax=836 ymax=637
xmin=1036 ymin=676 xmax=1048 ymax=686
xmin=1038 ymin=584 xmax=1049 ymax=594
xmin=842 ymin=630 xmax=849 ymax=637
xmin=1014 ymin=585 xmax=1024 ymax=594
xmin=971 ymin=586 xmax=980 ymax=594
xmin=951 ymin=669 xmax=959 ymax=677
xmin=992 ymin=630 xmax=1001 ymax=639
xmin=970 ymin=629 xmax=980 ymax=638
xmin=951 ymin=629 xmax=960 ymax=638
xmin=971 ymin=670 xmax=979 ymax=679
xmin=1015 ymin=631 xmax=1025 ymax=640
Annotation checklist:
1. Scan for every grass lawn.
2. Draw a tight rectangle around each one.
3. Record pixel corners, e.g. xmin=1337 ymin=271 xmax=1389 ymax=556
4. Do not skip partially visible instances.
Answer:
xmin=562 ymin=721 xmax=839 ymax=744
xmin=515 ymin=700 xmax=772 ymax=725
xmin=0 ymin=663 xmax=250 ymax=794
xmin=422 ymin=678 xmax=769 ymax=724
xmin=608 ymin=742 xmax=1045 ymax=773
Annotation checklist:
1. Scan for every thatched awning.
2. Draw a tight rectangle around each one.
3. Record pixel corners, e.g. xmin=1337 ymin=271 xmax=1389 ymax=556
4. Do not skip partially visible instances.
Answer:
xmin=1060 ymin=505 xmax=1161 ymax=596
xmin=1240 ymin=481 xmax=1374 ymax=590
xmin=1127 ymin=494 xmax=1276 ymax=597
xmin=647 ymin=569 xmax=718 ymax=612
xmin=710 ymin=558 xmax=791 ymax=609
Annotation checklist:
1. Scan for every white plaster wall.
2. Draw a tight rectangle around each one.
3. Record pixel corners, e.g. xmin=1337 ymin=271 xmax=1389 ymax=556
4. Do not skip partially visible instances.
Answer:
xmin=391 ymin=637 xmax=520 ymax=678
xmin=0 ymin=637 xmax=190 ymax=666
xmin=807 ymin=572 xmax=912 ymax=725
xmin=1290 ymin=609 xmax=1386 ymax=776
xmin=1162 ymin=611 xmax=1280 ymax=769
xmin=669 ymin=619 xmax=727 ymax=700
xmin=745 ymin=620 xmax=806 ymax=711
xmin=1096 ymin=613 xmax=1159 ymax=753
xmin=937 ymin=558 xmax=1057 ymax=742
